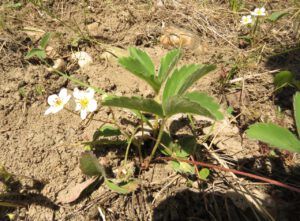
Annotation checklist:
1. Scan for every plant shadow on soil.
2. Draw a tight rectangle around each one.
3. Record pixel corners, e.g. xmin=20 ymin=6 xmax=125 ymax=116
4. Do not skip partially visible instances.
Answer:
xmin=0 ymin=178 xmax=59 ymax=220
xmin=265 ymin=47 xmax=300 ymax=109
xmin=152 ymin=189 xmax=263 ymax=221
xmin=160 ymin=118 xmax=300 ymax=220
xmin=151 ymin=155 xmax=300 ymax=221
xmin=237 ymin=154 xmax=300 ymax=220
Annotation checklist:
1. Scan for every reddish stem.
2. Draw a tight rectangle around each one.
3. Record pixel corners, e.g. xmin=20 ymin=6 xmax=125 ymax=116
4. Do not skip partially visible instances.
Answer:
xmin=156 ymin=157 xmax=300 ymax=193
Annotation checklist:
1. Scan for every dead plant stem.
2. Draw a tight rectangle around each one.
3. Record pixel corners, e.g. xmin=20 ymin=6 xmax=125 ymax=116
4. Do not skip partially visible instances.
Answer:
xmin=156 ymin=156 xmax=300 ymax=193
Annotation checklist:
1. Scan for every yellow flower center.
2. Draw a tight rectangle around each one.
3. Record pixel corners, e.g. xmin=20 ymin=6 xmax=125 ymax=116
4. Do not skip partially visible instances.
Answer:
xmin=80 ymin=98 xmax=89 ymax=109
xmin=54 ymin=98 xmax=63 ymax=107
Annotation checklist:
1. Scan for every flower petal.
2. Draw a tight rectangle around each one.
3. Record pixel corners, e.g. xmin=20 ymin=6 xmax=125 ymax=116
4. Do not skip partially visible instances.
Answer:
xmin=51 ymin=105 xmax=64 ymax=114
xmin=75 ymin=102 xmax=81 ymax=111
xmin=80 ymin=109 xmax=88 ymax=120
xmin=47 ymin=94 xmax=59 ymax=105
xmin=59 ymin=88 xmax=68 ymax=99
xmin=87 ymin=99 xmax=97 ymax=112
xmin=86 ymin=88 xmax=95 ymax=99
xmin=73 ymin=88 xmax=83 ymax=99
xmin=45 ymin=106 xmax=54 ymax=115
xmin=62 ymin=95 xmax=71 ymax=104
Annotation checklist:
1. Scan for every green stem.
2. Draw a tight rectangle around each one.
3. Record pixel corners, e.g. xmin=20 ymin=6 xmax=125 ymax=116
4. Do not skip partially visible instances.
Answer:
xmin=251 ymin=17 xmax=260 ymax=42
xmin=40 ymin=59 xmax=105 ymax=94
xmin=137 ymin=142 xmax=143 ymax=163
xmin=148 ymin=118 xmax=166 ymax=163
xmin=188 ymin=114 xmax=196 ymax=131
xmin=124 ymin=127 xmax=140 ymax=166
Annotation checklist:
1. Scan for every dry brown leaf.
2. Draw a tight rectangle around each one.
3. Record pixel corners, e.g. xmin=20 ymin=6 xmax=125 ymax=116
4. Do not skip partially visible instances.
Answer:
xmin=57 ymin=177 xmax=98 ymax=204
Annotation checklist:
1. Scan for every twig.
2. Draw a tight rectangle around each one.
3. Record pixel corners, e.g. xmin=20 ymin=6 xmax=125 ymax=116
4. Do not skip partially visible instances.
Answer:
xmin=151 ymin=174 xmax=179 ymax=205
xmin=98 ymin=207 xmax=106 ymax=221
xmin=155 ymin=157 xmax=300 ymax=193
xmin=229 ymin=69 xmax=280 ymax=83
xmin=203 ymin=143 xmax=274 ymax=220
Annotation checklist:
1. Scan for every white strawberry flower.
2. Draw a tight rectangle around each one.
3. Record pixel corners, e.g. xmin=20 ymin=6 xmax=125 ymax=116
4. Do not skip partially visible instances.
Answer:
xmin=45 ymin=88 xmax=71 ymax=115
xmin=71 ymin=51 xmax=93 ymax=68
xmin=251 ymin=7 xmax=266 ymax=17
xmin=240 ymin=15 xmax=253 ymax=25
xmin=73 ymin=88 xmax=97 ymax=120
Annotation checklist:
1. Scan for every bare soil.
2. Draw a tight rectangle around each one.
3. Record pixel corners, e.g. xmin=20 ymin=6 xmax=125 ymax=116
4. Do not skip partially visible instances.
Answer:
xmin=1 ymin=0 xmax=300 ymax=220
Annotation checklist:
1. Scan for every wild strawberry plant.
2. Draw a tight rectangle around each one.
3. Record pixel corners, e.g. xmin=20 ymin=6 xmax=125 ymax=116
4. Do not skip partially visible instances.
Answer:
xmin=102 ymin=48 xmax=223 ymax=163
xmin=240 ymin=7 xmax=288 ymax=44
xmin=41 ymin=47 xmax=223 ymax=195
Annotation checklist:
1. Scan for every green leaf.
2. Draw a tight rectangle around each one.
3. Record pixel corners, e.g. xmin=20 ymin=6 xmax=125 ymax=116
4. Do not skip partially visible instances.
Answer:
xmin=170 ymin=160 xmax=194 ymax=174
xmin=274 ymin=71 xmax=294 ymax=90
xmin=93 ymin=124 xmax=121 ymax=140
xmin=102 ymin=95 xmax=164 ymax=117
xmin=229 ymin=0 xmax=243 ymax=12
xmin=226 ymin=106 xmax=234 ymax=116
xmin=198 ymin=168 xmax=210 ymax=180
xmin=162 ymin=64 xmax=216 ymax=109
xmin=39 ymin=32 xmax=51 ymax=49
xmin=25 ymin=48 xmax=46 ymax=59
xmin=238 ymin=35 xmax=252 ymax=44
xmin=176 ymin=136 xmax=197 ymax=157
xmin=118 ymin=47 xmax=160 ymax=93
xmin=79 ymin=152 xmax=106 ymax=176
xmin=0 ymin=165 xmax=12 ymax=182
xmin=84 ymin=144 xmax=93 ymax=151
xmin=294 ymin=92 xmax=300 ymax=138
xmin=163 ymin=96 xmax=218 ymax=119
xmin=129 ymin=47 xmax=155 ymax=76
xmin=267 ymin=11 xmax=289 ymax=22
xmin=292 ymin=79 xmax=300 ymax=90
xmin=70 ymin=36 xmax=81 ymax=47
xmin=158 ymin=49 xmax=181 ymax=83
xmin=105 ymin=179 xmax=138 ymax=194
xmin=159 ymin=132 xmax=175 ymax=156
xmin=159 ymin=133 xmax=196 ymax=157
xmin=7 ymin=213 xmax=15 ymax=220
xmin=184 ymin=91 xmax=223 ymax=120
xmin=4 ymin=2 xmax=23 ymax=9
xmin=246 ymin=123 xmax=300 ymax=153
